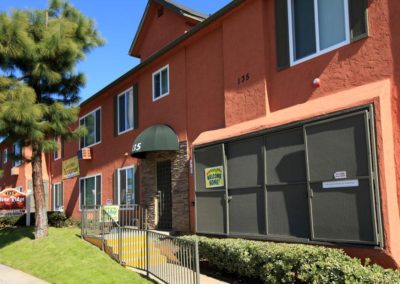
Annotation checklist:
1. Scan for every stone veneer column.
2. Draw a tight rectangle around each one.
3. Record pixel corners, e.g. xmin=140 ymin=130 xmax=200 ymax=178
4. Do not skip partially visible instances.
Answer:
xmin=140 ymin=142 xmax=189 ymax=232
xmin=171 ymin=142 xmax=189 ymax=232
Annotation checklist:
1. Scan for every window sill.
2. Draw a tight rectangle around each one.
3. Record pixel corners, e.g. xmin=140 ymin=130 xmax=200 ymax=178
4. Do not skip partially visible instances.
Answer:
xmin=118 ymin=127 xmax=135 ymax=136
xmin=152 ymin=92 xmax=169 ymax=102
xmin=79 ymin=141 xmax=101 ymax=150
xmin=290 ymin=40 xmax=349 ymax=67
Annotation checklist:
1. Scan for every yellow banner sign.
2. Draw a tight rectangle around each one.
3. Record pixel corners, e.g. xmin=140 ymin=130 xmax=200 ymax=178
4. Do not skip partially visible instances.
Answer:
xmin=205 ymin=166 xmax=224 ymax=189
xmin=101 ymin=205 xmax=119 ymax=222
xmin=62 ymin=156 xmax=80 ymax=179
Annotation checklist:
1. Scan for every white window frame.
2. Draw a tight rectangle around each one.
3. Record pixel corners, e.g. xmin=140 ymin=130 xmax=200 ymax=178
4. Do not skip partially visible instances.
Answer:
xmin=79 ymin=174 xmax=102 ymax=211
xmin=12 ymin=142 xmax=22 ymax=167
xmin=16 ymin=186 xmax=23 ymax=193
xmin=3 ymin=149 xmax=7 ymax=164
xmin=117 ymin=166 xmax=136 ymax=206
xmin=287 ymin=0 xmax=350 ymax=66
xmin=79 ymin=107 xmax=102 ymax=149
xmin=53 ymin=182 xmax=63 ymax=211
xmin=117 ymin=87 xmax=135 ymax=135
xmin=152 ymin=64 xmax=170 ymax=102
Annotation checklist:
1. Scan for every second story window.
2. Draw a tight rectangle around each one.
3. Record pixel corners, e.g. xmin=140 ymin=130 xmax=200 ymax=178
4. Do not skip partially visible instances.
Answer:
xmin=12 ymin=142 xmax=21 ymax=167
xmin=288 ymin=0 xmax=349 ymax=64
xmin=118 ymin=88 xmax=134 ymax=134
xmin=80 ymin=108 xmax=101 ymax=149
xmin=152 ymin=65 xmax=169 ymax=101
xmin=3 ymin=149 xmax=7 ymax=164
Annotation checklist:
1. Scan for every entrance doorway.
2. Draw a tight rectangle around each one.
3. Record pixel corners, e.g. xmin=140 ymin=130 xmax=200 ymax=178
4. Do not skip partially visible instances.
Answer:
xmin=157 ymin=160 xmax=172 ymax=230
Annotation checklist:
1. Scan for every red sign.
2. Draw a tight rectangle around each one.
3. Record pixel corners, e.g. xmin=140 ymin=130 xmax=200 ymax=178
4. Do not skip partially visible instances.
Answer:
xmin=0 ymin=188 xmax=26 ymax=210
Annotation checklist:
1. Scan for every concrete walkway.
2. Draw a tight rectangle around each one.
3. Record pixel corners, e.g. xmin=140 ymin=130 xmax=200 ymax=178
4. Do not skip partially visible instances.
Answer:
xmin=200 ymin=274 xmax=228 ymax=284
xmin=0 ymin=265 xmax=49 ymax=284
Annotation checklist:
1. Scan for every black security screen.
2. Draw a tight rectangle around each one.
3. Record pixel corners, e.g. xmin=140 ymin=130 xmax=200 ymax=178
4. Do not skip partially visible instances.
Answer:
xmin=194 ymin=108 xmax=380 ymax=246
xmin=195 ymin=144 xmax=227 ymax=235
xmin=266 ymin=128 xmax=309 ymax=238
xmin=305 ymin=111 xmax=378 ymax=244
xmin=226 ymin=136 xmax=265 ymax=235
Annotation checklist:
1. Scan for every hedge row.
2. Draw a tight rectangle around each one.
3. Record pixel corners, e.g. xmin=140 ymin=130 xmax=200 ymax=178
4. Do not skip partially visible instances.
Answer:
xmin=182 ymin=236 xmax=400 ymax=284
xmin=0 ymin=211 xmax=74 ymax=228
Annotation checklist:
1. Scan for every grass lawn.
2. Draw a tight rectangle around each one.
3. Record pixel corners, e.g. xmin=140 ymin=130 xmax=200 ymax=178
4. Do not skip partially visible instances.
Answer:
xmin=0 ymin=226 xmax=151 ymax=284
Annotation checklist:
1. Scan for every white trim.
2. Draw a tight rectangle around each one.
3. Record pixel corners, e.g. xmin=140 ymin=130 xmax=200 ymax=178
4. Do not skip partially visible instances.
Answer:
xmin=288 ymin=0 xmax=350 ymax=66
xmin=117 ymin=87 xmax=135 ymax=136
xmin=52 ymin=182 xmax=63 ymax=211
xmin=79 ymin=106 xmax=102 ymax=149
xmin=288 ymin=0 xmax=294 ymax=65
xmin=152 ymin=64 xmax=170 ymax=102
xmin=79 ymin=173 xmax=102 ymax=211
xmin=117 ymin=165 xmax=136 ymax=205
xmin=314 ymin=0 xmax=321 ymax=54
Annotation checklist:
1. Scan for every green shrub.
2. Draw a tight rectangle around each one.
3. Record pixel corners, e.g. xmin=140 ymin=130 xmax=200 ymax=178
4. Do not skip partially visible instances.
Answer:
xmin=1 ymin=212 xmax=71 ymax=228
xmin=47 ymin=211 xmax=68 ymax=228
xmin=182 ymin=236 xmax=400 ymax=284
xmin=0 ymin=215 xmax=20 ymax=228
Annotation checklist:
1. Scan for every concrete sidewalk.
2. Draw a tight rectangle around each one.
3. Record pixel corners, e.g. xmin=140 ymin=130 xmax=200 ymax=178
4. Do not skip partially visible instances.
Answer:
xmin=0 ymin=264 xmax=49 ymax=284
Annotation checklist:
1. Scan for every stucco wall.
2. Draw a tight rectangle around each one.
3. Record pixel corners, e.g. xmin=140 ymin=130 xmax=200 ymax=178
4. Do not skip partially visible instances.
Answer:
xmin=46 ymin=0 xmax=400 ymax=267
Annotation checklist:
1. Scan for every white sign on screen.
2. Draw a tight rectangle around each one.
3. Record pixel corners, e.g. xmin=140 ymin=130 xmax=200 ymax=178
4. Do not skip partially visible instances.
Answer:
xmin=323 ymin=180 xmax=359 ymax=189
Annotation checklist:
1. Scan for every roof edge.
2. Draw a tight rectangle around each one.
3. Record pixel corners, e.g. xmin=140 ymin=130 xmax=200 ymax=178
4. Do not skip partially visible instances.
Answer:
xmin=81 ymin=0 xmax=245 ymax=107
xmin=129 ymin=0 xmax=208 ymax=57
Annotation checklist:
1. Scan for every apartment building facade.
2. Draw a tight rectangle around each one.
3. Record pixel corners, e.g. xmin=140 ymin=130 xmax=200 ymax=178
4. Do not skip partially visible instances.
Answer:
xmin=1 ymin=0 xmax=400 ymax=268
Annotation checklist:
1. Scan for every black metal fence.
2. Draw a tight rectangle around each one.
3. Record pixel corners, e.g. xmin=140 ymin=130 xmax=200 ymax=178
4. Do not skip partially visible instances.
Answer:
xmin=81 ymin=205 xmax=200 ymax=284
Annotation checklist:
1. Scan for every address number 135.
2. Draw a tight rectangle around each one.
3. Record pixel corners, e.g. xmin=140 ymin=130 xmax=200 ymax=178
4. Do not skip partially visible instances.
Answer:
xmin=132 ymin=143 xmax=142 ymax=152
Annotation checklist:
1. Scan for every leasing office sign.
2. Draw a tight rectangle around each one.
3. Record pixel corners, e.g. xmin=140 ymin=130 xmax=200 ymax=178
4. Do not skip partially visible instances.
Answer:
xmin=205 ymin=166 xmax=224 ymax=189
xmin=0 ymin=188 xmax=26 ymax=210
xmin=62 ymin=156 xmax=80 ymax=179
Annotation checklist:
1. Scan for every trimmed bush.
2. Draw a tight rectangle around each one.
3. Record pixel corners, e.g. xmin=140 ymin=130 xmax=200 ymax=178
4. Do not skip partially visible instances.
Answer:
xmin=1 ymin=212 xmax=70 ymax=228
xmin=0 ymin=215 xmax=20 ymax=228
xmin=47 ymin=211 xmax=68 ymax=228
xmin=182 ymin=236 xmax=400 ymax=284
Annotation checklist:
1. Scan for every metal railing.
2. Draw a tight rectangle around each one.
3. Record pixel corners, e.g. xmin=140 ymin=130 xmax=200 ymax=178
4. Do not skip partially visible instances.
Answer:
xmin=81 ymin=205 xmax=102 ymax=238
xmin=146 ymin=230 xmax=200 ymax=284
xmin=119 ymin=204 xmax=147 ymax=229
xmin=81 ymin=205 xmax=200 ymax=284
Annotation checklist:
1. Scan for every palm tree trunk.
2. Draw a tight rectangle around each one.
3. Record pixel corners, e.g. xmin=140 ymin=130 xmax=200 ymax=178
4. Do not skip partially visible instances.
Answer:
xmin=32 ymin=142 xmax=48 ymax=239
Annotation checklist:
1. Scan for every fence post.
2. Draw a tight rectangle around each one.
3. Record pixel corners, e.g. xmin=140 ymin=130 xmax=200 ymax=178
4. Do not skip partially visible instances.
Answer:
xmin=195 ymin=239 xmax=200 ymax=284
xmin=118 ymin=226 xmax=123 ymax=265
xmin=145 ymin=208 xmax=148 ymax=230
xmin=146 ymin=228 xmax=149 ymax=278
xmin=101 ymin=207 xmax=105 ymax=251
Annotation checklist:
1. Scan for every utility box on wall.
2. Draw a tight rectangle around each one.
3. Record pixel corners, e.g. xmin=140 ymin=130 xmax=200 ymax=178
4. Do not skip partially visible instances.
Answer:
xmin=78 ymin=148 xmax=92 ymax=160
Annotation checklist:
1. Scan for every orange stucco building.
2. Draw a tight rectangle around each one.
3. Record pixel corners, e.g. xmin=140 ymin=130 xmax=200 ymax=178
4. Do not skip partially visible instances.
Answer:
xmin=1 ymin=0 xmax=400 ymax=268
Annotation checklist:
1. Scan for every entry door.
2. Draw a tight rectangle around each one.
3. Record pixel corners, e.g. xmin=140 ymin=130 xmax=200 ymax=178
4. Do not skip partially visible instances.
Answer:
xmin=157 ymin=160 xmax=172 ymax=230
xmin=305 ymin=111 xmax=378 ymax=245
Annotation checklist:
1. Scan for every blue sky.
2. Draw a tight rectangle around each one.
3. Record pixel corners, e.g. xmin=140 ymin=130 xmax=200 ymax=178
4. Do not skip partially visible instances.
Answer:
xmin=0 ymin=0 xmax=231 ymax=102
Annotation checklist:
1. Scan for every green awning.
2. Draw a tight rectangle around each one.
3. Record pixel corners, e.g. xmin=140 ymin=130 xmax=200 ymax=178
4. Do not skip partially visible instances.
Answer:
xmin=131 ymin=124 xmax=179 ymax=158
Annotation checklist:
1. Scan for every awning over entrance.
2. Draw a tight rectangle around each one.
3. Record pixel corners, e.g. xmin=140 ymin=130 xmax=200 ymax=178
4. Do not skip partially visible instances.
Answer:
xmin=131 ymin=124 xmax=179 ymax=158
